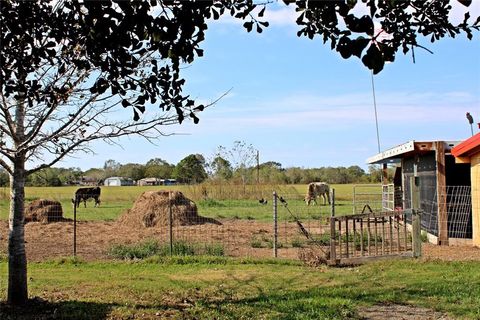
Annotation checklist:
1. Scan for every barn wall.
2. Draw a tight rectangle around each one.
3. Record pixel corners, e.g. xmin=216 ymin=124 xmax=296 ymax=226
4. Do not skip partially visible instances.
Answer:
xmin=472 ymin=154 xmax=480 ymax=247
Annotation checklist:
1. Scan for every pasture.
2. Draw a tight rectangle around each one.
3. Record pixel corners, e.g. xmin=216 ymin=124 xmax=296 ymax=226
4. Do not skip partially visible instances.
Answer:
xmin=0 ymin=184 xmax=358 ymax=221
xmin=2 ymin=183 xmax=480 ymax=319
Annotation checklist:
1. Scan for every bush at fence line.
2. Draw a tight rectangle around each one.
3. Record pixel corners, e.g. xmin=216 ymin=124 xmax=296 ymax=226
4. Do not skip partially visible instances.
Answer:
xmin=291 ymin=238 xmax=305 ymax=248
xmin=24 ymin=199 xmax=64 ymax=223
xmin=118 ymin=190 xmax=221 ymax=228
xmin=107 ymin=239 xmax=226 ymax=260
xmin=250 ymin=235 xmax=284 ymax=249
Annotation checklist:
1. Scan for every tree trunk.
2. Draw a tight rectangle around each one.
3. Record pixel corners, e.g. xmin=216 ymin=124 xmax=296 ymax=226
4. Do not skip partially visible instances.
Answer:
xmin=7 ymin=156 xmax=28 ymax=305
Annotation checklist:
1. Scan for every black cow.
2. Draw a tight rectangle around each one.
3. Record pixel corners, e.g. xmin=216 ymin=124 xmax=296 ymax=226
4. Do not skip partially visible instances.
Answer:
xmin=72 ymin=187 xmax=101 ymax=208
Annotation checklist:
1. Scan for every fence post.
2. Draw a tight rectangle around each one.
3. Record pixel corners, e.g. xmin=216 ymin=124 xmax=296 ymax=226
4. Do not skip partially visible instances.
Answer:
xmin=273 ymin=191 xmax=278 ymax=258
xmin=410 ymin=176 xmax=422 ymax=258
xmin=329 ymin=188 xmax=336 ymax=264
xmin=412 ymin=210 xmax=422 ymax=258
xmin=169 ymin=191 xmax=173 ymax=256
xmin=73 ymin=202 xmax=77 ymax=257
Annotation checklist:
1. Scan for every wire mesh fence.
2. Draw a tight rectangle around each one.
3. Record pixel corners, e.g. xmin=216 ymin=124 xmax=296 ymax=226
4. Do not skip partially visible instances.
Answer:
xmin=403 ymin=184 xmax=472 ymax=240
xmin=0 ymin=182 xmax=471 ymax=265
xmin=0 ymin=187 xmax=334 ymax=262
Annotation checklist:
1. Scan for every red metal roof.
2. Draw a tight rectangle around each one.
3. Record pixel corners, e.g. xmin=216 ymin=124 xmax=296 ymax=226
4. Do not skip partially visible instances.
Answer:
xmin=451 ymin=133 xmax=480 ymax=157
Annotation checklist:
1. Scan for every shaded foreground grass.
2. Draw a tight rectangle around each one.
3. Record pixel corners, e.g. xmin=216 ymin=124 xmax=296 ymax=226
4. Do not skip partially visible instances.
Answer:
xmin=1 ymin=258 xmax=479 ymax=319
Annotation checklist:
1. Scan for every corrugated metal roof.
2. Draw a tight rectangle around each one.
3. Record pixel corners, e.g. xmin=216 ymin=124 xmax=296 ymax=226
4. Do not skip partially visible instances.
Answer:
xmin=451 ymin=133 xmax=480 ymax=158
xmin=367 ymin=140 xmax=460 ymax=164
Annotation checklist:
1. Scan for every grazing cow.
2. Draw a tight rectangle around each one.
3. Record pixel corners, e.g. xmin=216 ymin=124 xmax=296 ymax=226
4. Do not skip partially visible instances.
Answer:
xmin=305 ymin=182 xmax=330 ymax=206
xmin=72 ymin=187 xmax=101 ymax=208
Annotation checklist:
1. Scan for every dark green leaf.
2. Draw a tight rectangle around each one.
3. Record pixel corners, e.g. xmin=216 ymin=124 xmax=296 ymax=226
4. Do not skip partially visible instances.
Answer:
xmin=243 ymin=21 xmax=253 ymax=32
xmin=457 ymin=0 xmax=472 ymax=6
xmin=258 ymin=6 xmax=265 ymax=17
xmin=362 ymin=44 xmax=384 ymax=74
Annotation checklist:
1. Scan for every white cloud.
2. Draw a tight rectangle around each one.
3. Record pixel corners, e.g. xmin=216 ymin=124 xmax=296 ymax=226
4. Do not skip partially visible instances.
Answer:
xmin=189 ymin=89 xmax=478 ymax=135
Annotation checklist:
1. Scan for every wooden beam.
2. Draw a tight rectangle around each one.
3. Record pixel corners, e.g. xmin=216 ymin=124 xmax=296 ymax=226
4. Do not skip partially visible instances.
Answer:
xmin=382 ymin=163 xmax=388 ymax=185
xmin=455 ymin=156 xmax=471 ymax=164
xmin=472 ymin=154 xmax=480 ymax=247
xmin=435 ymin=141 xmax=449 ymax=245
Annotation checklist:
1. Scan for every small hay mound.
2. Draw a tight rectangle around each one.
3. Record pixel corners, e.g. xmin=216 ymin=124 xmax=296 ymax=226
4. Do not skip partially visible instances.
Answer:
xmin=25 ymin=199 xmax=63 ymax=223
xmin=119 ymin=190 xmax=221 ymax=228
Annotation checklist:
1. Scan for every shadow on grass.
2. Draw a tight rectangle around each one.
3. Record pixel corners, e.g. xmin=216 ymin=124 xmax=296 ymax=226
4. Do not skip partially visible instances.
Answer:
xmin=0 ymin=297 xmax=114 ymax=320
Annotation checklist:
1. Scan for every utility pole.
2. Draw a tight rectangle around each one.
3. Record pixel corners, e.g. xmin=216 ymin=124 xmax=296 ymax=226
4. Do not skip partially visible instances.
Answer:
xmin=256 ymin=150 xmax=259 ymax=184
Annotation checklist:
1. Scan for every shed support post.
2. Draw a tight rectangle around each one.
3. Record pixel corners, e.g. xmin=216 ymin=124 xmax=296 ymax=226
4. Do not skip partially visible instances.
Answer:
xmin=410 ymin=176 xmax=422 ymax=258
xmin=434 ymin=141 xmax=449 ymax=245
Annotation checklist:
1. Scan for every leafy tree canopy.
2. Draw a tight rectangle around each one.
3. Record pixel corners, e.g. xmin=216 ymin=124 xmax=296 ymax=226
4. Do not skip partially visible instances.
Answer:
xmin=174 ymin=154 xmax=208 ymax=183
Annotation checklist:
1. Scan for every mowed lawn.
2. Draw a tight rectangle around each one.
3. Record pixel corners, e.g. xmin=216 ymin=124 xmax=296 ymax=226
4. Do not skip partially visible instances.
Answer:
xmin=0 ymin=184 xmax=369 ymax=221
xmin=0 ymin=257 xmax=479 ymax=319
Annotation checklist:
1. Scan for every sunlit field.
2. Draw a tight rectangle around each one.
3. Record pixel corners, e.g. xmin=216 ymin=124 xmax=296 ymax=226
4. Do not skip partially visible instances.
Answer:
xmin=0 ymin=184 xmax=374 ymax=221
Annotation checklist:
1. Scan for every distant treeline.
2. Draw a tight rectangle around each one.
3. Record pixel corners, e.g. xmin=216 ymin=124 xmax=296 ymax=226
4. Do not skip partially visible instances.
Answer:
xmin=0 ymin=155 xmax=391 ymax=187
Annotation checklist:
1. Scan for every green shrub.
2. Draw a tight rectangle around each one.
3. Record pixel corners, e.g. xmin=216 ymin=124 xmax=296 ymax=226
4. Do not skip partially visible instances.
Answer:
xmin=108 ymin=239 xmax=225 ymax=260
xmin=203 ymin=243 xmax=225 ymax=256
xmin=108 ymin=239 xmax=160 ymax=260
xmin=250 ymin=237 xmax=263 ymax=248
xmin=421 ymin=230 xmax=428 ymax=243
xmin=291 ymin=238 xmax=305 ymax=248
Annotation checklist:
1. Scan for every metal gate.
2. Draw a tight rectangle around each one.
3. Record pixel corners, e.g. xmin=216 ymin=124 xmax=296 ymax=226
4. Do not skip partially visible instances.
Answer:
xmin=328 ymin=209 xmax=421 ymax=266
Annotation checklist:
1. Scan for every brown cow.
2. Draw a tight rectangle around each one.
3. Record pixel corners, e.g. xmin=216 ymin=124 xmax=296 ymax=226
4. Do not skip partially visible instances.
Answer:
xmin=305 ymin=182 xmax=330 ymax=206
xmin=72 ymin=187 xmax=101 ymax=208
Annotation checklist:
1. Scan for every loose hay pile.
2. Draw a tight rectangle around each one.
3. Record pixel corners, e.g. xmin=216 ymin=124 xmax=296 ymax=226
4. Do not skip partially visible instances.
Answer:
xmin=25 ymin=199 xmax=64 ymax=223
xmin=119 ymin=190 xmax=221 ymax=228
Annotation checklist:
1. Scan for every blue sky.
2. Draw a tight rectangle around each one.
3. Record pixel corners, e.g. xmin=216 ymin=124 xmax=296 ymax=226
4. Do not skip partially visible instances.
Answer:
xmin=58 ymin=3 xmax=480 ymax=171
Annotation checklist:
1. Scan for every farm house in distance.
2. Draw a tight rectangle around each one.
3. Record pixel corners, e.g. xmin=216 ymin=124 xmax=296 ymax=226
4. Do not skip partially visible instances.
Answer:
xmin=367 ymin=140 xmax=472 ymax=246
xmin=451 ymin=133 xmax=480 ymax=247
xmin=137 ymin=178 xmax=161 ymax=186
xmin=104 ymin=176 xmax=135 ymax=186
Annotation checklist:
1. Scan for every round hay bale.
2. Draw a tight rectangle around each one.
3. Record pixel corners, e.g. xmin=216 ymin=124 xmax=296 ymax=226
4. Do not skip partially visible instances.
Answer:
xmin=118 ymin=190 xmax=221 ymax=228
xmin=25 ymin=199 xmax=63 ymax=224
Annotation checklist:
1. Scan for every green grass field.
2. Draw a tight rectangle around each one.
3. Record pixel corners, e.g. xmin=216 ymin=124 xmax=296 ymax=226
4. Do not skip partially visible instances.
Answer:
xmin=0 ymin=184 xmax=376 ymax=221
xmin=0 ymin=257 xmax=479 ymax=319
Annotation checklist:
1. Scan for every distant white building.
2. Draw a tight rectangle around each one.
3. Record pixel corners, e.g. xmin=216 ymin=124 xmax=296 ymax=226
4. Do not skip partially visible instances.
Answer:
xmin=161 ymin=179 xmax=177 ymax=186
xmin=137 ymin=177 xmax=161 ymax=186
xmin=104 ymin=176 xmax=135 ymax=186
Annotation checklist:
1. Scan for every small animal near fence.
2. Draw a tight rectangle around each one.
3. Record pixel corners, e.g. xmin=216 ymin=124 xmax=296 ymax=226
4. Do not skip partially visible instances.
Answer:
xmin=327 ymin=209 xmax=422 ymax=266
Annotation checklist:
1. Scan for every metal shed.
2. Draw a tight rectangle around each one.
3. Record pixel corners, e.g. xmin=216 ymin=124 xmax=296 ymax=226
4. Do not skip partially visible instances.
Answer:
xmin=104 ymin=176 xmax=135 ymax=186
xmin=367 ymin=140 xmax=472 ymax=245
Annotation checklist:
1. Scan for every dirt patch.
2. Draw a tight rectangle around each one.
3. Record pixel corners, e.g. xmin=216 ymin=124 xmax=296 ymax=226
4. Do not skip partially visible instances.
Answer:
xmin=25 ymin=199 xmax=65 ymax=223
xmin=358 ymin=303 xmax=453 ymax=320
xmin=118 ymin=190 xmax=221 ymax=228
xmin=1 ymin=219 xmax=480 ymax=262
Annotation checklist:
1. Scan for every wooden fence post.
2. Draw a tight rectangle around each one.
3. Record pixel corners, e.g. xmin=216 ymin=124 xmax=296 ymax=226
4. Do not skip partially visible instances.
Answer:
xmin=329 ymin=188 xmax=336 ymax=264
xmin=73 ymin=202 xmax=77 ymax=257
xmin=410 ymin=175 xmax=422 ymax=258
xmin=273 ymin=191 xmax=278 ymax=258
xmin=412 ymin=209 xmax=422 ymax=258
xmin=169 ymin=191 xmax=173 ymax=256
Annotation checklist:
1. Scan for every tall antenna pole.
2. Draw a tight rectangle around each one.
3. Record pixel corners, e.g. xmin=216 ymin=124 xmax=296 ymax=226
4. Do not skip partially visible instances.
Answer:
xmin=256 ymin=150 xmax=259 ymax=184
xmin=371 ymin=71 xmax=381 ymax=154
